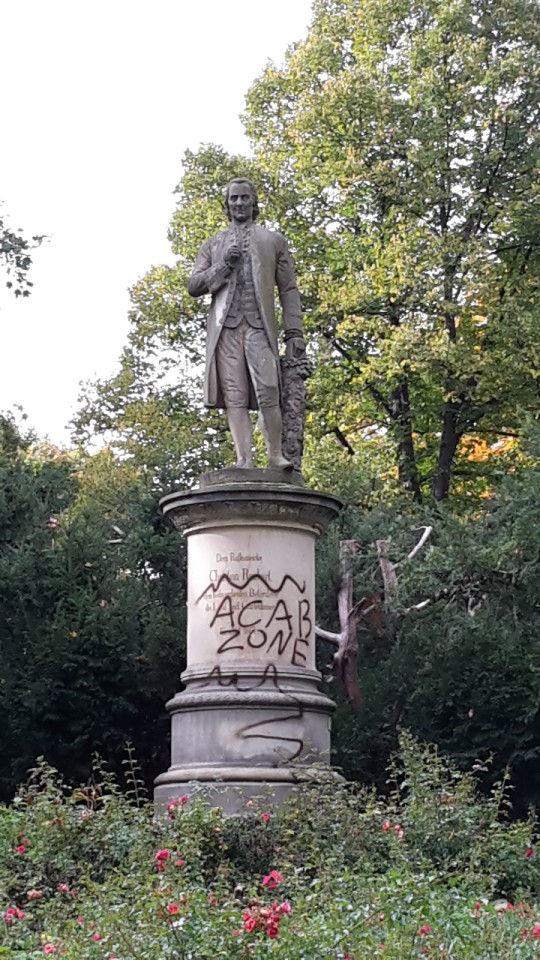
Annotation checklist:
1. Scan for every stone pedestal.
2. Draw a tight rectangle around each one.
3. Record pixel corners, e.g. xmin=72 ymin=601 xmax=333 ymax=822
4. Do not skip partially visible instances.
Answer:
xmin=154 ymin=475 xmax=342 ymax=812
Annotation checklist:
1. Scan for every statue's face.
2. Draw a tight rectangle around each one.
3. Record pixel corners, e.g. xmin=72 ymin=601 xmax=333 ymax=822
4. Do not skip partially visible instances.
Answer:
xmin=227 ymin=182 xmax=254 ymax=223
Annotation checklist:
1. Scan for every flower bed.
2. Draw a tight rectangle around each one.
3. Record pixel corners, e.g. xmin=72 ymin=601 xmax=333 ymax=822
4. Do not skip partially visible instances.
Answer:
xmin=1 ymin=736 xmax=539 ymax=958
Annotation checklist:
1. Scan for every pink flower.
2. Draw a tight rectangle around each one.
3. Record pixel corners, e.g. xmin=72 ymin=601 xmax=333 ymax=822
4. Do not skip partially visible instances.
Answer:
xmin=278 ymin=902 xmax=291 ymax=914
xmin=166 ymin=903 xmax=179 ymax=914
xmin=47 ymin=518 xmax=59 ymax=530
xmin=262 ymin=869 xmax=283 ymax=890
xmin=57 ymin=883 xmax=70 ymax=893
xmin=531 ymin=923 xmax=540 ymax=938
xmin=418 ymin=925 xmax=432 ymax=935
xmin=174 ymin=857 xmax=185 ymax=868
xmin=231 ymin=929 xmax=241 ymax=936
xmin=76 ymin=916 xmax=85 ymax=924
xmin=154 ymin=848 xmax=171 ymax=872
xmin=166 ymin=795 xmax=188 ymax=819
xmin=27 ymin=889 xmax=44 ymax=900
xmin=267 ymin=921 xmax=279 ymax=938
xmin=261 ymin=812 xmax=271 ymax=823
xmin=98 ymin=599 xmax=108 ymax=608
xmin=382 ymin=820 xmax=391 ymax=832
xmin=92 ymin=932 xmax=102 ymax=942
xmin=155 ymin=848 xmax=171 ymax=860
xmin=525 ymin=847 xmax=535 ymax=858
xmin=43 ymin=946 xmax=56 ymax=955
xmin=244 ymin=916 xmax=257 ymax=932
xmin=15 ymin=843 xmax=27 ymax=854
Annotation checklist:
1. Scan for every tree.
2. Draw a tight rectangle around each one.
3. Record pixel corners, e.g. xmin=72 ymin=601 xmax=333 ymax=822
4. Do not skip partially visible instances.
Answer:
xmin=79 ymin=1 xmax=539 ymax=503
xmin=0 ymin=419 xmax=185 ymax=798
xmin=0 ymin=206 xmax=44 ymax=296
xmin=244 ymin=0 xmax=540 ymax=500
xmin=316 ymin=424 xmax=540 ymax=810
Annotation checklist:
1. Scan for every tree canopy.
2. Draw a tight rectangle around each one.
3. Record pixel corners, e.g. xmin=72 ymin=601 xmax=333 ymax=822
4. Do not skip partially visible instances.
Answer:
xmin=77 ymin=0 xmax=540 ymax=503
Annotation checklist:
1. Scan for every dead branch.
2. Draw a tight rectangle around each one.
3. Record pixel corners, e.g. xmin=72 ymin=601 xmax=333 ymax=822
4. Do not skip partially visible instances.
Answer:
xmin=405 ymin=525 xmax=433 ymax=562
xmin=376 ymin=540 xmax=399 ymax=599
xmin=316 ymin=540 xmax=361 ymax=707
xmin=314 ymin=626 xmax=341 ymax=647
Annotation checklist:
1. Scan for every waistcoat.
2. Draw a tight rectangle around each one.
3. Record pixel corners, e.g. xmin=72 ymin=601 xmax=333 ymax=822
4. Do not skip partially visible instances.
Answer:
xmin=223 ymin=224 xmax=263 ymax=329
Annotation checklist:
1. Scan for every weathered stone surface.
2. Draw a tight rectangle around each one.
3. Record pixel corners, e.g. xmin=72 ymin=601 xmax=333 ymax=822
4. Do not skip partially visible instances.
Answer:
xmin=199 ymin=466 xmax=304 ymax=488
xmin=186 ymin=177 xmax=307 ymax=472
xmin=160 ymin=484 xmax=342 ymax=535
xmin=154 ymin=480 xmax=342 ymax=810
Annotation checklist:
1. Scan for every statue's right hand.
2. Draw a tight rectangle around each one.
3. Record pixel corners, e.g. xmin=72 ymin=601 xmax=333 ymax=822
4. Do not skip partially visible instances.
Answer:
xmin=224 ymin=244 xmax=241 ymax=268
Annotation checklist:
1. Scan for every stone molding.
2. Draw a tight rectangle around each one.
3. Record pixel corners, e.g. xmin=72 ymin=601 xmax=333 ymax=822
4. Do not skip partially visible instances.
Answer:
xmin=165 ymin=688 xmax=335 ymax=713
xmin=160 ymin=483 xmax=342 ymax=535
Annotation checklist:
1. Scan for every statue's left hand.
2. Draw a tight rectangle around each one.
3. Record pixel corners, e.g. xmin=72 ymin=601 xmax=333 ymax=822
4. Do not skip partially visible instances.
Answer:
xmin=285 ymin=334 xmax=306 ymax=361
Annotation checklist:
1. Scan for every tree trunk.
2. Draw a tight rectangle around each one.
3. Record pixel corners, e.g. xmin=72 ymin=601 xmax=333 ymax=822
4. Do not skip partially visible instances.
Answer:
xmin=390 ymin=377 xmax=422 ymax=503
xmin=432 ymin=407 xmax=460 ymax=501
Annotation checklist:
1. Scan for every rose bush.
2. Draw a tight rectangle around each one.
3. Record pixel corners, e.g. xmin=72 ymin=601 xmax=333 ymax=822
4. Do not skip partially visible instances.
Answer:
xmin=1 ymin=736 xmax=539 ymax=958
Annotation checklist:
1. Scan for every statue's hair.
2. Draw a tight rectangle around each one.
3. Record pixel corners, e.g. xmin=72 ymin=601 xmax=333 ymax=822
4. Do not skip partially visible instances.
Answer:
xmin=223 ymin=178 xmax=260 ymax=221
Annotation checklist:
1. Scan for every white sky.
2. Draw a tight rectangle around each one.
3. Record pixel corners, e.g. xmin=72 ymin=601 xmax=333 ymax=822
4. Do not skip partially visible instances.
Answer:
xmin=0 ymin=0 xmax=313 ymax=445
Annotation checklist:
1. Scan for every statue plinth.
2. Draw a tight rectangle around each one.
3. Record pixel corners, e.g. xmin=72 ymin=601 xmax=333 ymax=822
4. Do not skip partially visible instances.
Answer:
xmin=154 ymin=476 xmax=342 ymax=813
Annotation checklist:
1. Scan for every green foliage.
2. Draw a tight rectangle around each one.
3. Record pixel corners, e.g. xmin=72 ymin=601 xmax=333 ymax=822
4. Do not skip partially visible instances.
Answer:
xmin=0 ymin=420 xmax=184 ymax=800
xmin=1 ymin=737 xmax=540 ymax=958
xmin=244 ymin=0 xmax=540 ymax=501
xmin=316 ymin=428 xmax=540 ymax=808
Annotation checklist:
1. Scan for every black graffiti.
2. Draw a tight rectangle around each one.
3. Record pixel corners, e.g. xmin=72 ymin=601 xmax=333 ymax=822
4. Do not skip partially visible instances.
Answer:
xmin=198 ymin=663 xmax=305 ymax=762
xmin=196 ymin=572 xmax=306 ymax=605
xmin=207 ymin=592 xmax=312 ymax=664
xmin=235 ymin=713 xmax=304 ymax=762
xmin=199 ymin=661 xmax=282 ymax=692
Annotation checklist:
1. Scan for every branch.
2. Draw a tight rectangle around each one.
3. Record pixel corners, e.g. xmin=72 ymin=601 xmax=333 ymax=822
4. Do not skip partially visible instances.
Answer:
xmin=333 ymin=427 xmax=355 ymax=456
xmin=405 ymin=525 xmax=433 ymax=562
xmin=315 ymin=626 xmax=341 ymax=647
xmin=376 ymin=540 xmax=399 ymax=600
xmin=316 ymin=540 xmax=361 ymax=707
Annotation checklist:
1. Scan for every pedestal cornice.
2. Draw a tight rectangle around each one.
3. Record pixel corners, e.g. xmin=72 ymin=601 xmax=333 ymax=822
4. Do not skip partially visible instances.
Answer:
xmin=160 ymin=482 xmax=343 ymax=535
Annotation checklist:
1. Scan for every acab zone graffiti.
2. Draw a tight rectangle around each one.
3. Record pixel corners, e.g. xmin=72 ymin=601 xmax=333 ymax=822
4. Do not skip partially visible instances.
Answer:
xmin=196 ymin=572 xmax=312 ymax=666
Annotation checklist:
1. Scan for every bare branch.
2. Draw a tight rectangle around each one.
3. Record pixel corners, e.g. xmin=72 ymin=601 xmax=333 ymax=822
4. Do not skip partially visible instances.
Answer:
xmin=405 ymin=525 xmax=433 ymax=562
xmin=376 ymin=540 xmax=399 ymax=599
xmin=315 ymin=540 xmax=361 ymax=707
xmin=315 ymin=626 xmax=341 ymax=647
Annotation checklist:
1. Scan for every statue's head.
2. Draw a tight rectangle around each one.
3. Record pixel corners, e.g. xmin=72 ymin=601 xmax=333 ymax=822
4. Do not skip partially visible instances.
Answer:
xmin=224 ymin=177 xmax=260 ymax=222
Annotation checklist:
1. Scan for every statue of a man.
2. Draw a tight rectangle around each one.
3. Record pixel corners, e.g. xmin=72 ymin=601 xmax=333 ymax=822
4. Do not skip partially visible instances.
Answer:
xmin=187 ymin=177 xmax=305 ymax=470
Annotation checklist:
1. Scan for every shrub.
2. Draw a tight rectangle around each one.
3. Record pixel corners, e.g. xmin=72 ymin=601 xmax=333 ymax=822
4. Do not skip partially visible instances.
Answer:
xmin=1 ymin=736 xmax=539 ymax=958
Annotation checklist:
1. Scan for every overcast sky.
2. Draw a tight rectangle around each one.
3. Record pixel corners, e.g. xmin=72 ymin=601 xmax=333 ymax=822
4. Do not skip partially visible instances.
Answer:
xmin=0 ymin=0 xmax=313 ymax=444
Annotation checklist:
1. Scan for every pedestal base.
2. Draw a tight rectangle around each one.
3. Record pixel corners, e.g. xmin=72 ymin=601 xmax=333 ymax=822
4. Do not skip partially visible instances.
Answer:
xmin=154 ymin=480 xmax=342 ymax=810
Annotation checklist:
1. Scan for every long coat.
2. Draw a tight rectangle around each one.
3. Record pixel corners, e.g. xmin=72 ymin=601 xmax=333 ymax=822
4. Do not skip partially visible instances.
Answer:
xmin=187 ymin=223 xmax=302 ymax=409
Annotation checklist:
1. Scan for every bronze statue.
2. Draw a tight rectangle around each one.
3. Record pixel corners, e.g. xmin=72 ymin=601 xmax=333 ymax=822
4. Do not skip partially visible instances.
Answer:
xmin=187 ymin=178 xmax=306 ymax=471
